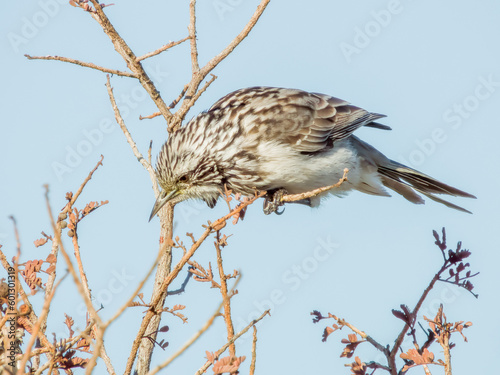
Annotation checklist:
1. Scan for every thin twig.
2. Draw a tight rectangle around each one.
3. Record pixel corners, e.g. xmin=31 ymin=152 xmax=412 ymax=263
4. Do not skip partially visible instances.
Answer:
xmin=44 ymin=186 xmax=104 ymax=342
xmin=147 ymin=277 xmax=240 ymax=375
xmin=195 ymin=309 xmax=270 ymax=375
xmin=71 ymin=231 xmax=92 ymax=301
xmin=282 ymin=168 xmax=349 ymax=203
xmin=137 ymin=36 xmax=191 ymax=61
xmin=139 ymin=84 xmax=189 ymax=121
xmin=333 ymin=315 xmax=389 ymax=357
xmin=170 ymin=0 xmax=270 ymax=132
xmin=139 ymin=111 xmax=161 ymax=120
xmin=190 ymin=74 xmax=218 ymax=105
xmin=68 ymin=155 xmax=104 ymax=209
xmin=188 ymin=0 xmax=200 ymax=73
xmin=18 ymin=273 xmax=68 ymax=372
xmin=69 ymin=215 xmax=116 ymax=375
xmin=389 ymin=272 xmax=441 ymax=369
xmin=24 ymin=54 xmax=136 ymax=78
xmin=41 ymin=156 xmax=104 ymax=345
xmin=250 ymin=326 xmax=258 ymax=375
xmin=87 ymin=0 xmax=173 ymax=124
xmin=168 ymin=84 xmax=189 ymax=110
xmin=215 ymin=234 xmax=236 ymax=357
xmin=105 ymin=75 xmax=158 ymax=194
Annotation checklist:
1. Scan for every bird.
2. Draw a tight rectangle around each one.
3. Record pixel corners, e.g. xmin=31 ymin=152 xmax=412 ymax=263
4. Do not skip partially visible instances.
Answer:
xmin=149 ymin=86 xmax=475 ymax=221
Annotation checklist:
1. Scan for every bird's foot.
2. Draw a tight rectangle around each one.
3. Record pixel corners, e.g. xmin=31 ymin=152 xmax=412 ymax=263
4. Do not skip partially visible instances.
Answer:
xmin=263 ymin=189 xmax=287 ymax=215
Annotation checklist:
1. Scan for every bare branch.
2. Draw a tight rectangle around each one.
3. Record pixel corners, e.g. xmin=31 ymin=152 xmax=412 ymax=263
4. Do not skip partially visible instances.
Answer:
xmin=282 ymin=168 xmax=349 ymax=203
xmin=137 ymin=36 xmax=191 ymax=61
xmin=170 ymin=0 xmax=270 ymax=132
xmin=87 ymin=0 xmax=173 ymax=124
xmin=188 ymin=0 xmax=200 ymax=73
xmin=18 ymin=273 xmax=68 ymax=371
xmin=215 ymin=234 xmax=236 ymax=357
xmin=105 ymin=75 xmax=158 ymax=193
xmin=190 ymin=74 xmax=218 ymax=105
xmin=147 ymin=277 xmax=240 ymax=375
xmin=68 ymin=155 xmax=104 ymax=210
xmin=195 ymin=309 xmax=270 ymax=375
xmin=250 ymin=326 xmax=258 ymax=375
xmin=139 ymin=84 xmax=189 ymax=121
xmin=333 ymin=315 xmax=389 ymax=357
xmin=24 ymin=54 xmax=136 ymax=77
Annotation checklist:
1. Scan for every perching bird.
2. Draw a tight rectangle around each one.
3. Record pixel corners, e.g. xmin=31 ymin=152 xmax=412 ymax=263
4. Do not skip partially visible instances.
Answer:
xmin=149 ymin=87 xmax=475 ymax=220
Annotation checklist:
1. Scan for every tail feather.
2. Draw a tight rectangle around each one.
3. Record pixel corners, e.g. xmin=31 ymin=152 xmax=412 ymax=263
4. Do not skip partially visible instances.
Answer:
xmin=378 ymin=162 xmax=476 ymax=213
xmin=379 ymin=176 xmax=425 ymax=205
xmin=379 ymin=163 xmax=475 ymax=198
xmin=349 ymin=136 xmax=476 ymax=213
xmin=416 ymin=188 xmax=473 ymax=214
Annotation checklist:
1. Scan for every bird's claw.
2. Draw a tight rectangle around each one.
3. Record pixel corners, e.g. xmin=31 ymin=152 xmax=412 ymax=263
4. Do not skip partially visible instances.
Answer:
xmin=263 ymin=189 xmax=287 ymax=215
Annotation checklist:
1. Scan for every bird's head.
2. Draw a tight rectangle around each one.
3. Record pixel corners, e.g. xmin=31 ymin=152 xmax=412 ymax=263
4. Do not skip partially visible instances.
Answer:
xmin=149 ymin=134 xmax=225 ymax=221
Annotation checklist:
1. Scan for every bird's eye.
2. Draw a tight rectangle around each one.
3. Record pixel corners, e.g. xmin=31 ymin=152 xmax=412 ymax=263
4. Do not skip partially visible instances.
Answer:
xmin=179 ymin=175 xmax=188 ymax=182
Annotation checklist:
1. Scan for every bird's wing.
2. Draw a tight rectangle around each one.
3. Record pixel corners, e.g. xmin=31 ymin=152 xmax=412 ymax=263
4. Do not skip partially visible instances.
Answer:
xmin=208 ymin=87 xmax=387 ymax=154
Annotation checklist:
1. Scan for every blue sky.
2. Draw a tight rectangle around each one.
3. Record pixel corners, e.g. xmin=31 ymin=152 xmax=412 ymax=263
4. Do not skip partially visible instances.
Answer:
xmin=1 ymin=0 xmax=499 ymax=374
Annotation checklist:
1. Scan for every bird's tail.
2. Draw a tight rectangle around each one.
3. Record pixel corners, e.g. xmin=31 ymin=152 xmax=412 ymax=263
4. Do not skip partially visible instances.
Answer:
xmin=351 ymin=136 xmax=476 ymax=213
xmin=378 ymin=161 xmax=476 ymax=213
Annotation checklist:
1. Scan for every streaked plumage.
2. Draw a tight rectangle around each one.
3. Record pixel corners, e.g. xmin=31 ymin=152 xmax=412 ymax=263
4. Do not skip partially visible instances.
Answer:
xmin=150 ymin=87 xmax=475 ymax=220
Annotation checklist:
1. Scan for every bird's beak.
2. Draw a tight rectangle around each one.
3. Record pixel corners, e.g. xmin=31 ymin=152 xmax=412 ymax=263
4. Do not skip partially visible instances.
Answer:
xmin=149 ymin=189 xmax=179 ymax=222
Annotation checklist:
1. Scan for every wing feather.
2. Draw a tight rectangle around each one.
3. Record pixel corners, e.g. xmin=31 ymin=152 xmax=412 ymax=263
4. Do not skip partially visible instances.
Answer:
xmin=207 ymin=86 xmax=388 ymax=154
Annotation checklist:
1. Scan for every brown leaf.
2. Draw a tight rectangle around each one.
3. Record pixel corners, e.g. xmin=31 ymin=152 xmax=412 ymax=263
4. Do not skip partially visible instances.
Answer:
xmin=34 ymin=238 xmax=48 ymax=247
xmin=311 ymin=310 xmax=324 ymax=323
xmin=349 ymin=356 xmax=367 ymax=375
xmin=213 ymin=355 xmax=246 ymax=374
xmin=64 ymin=314 xmax=75 ymax=337
xmin=322 ymin=326 xmax=334 ymax=342
xmin=400 ymin=348 xmax=435 ymax=371
xmin=340 ymin=334 xmax=364 ymax=358
xmin=206 ymin=351 xmax=216 ymax=363
xmin=17 ymin=316 xmax=33 ymax=334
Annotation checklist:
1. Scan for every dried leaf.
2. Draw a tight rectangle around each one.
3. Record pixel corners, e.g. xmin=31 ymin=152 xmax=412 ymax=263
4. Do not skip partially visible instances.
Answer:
xmin=64 ymin=314 xmax=75 ymax=337
xmin=34 ymin=238 xmax=48 ymax=247
xmin=213 ymin=355 xmax=246 ymax=374
xmin=322 ymin=326 xmax=334 ymax=342
xmin=311 ymin=310 xmax=324 ymax=323
xmin=206 ymin=351 xmax=216 ymax=363
xmin=400 ymin=348 xmax=435 ymax=371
